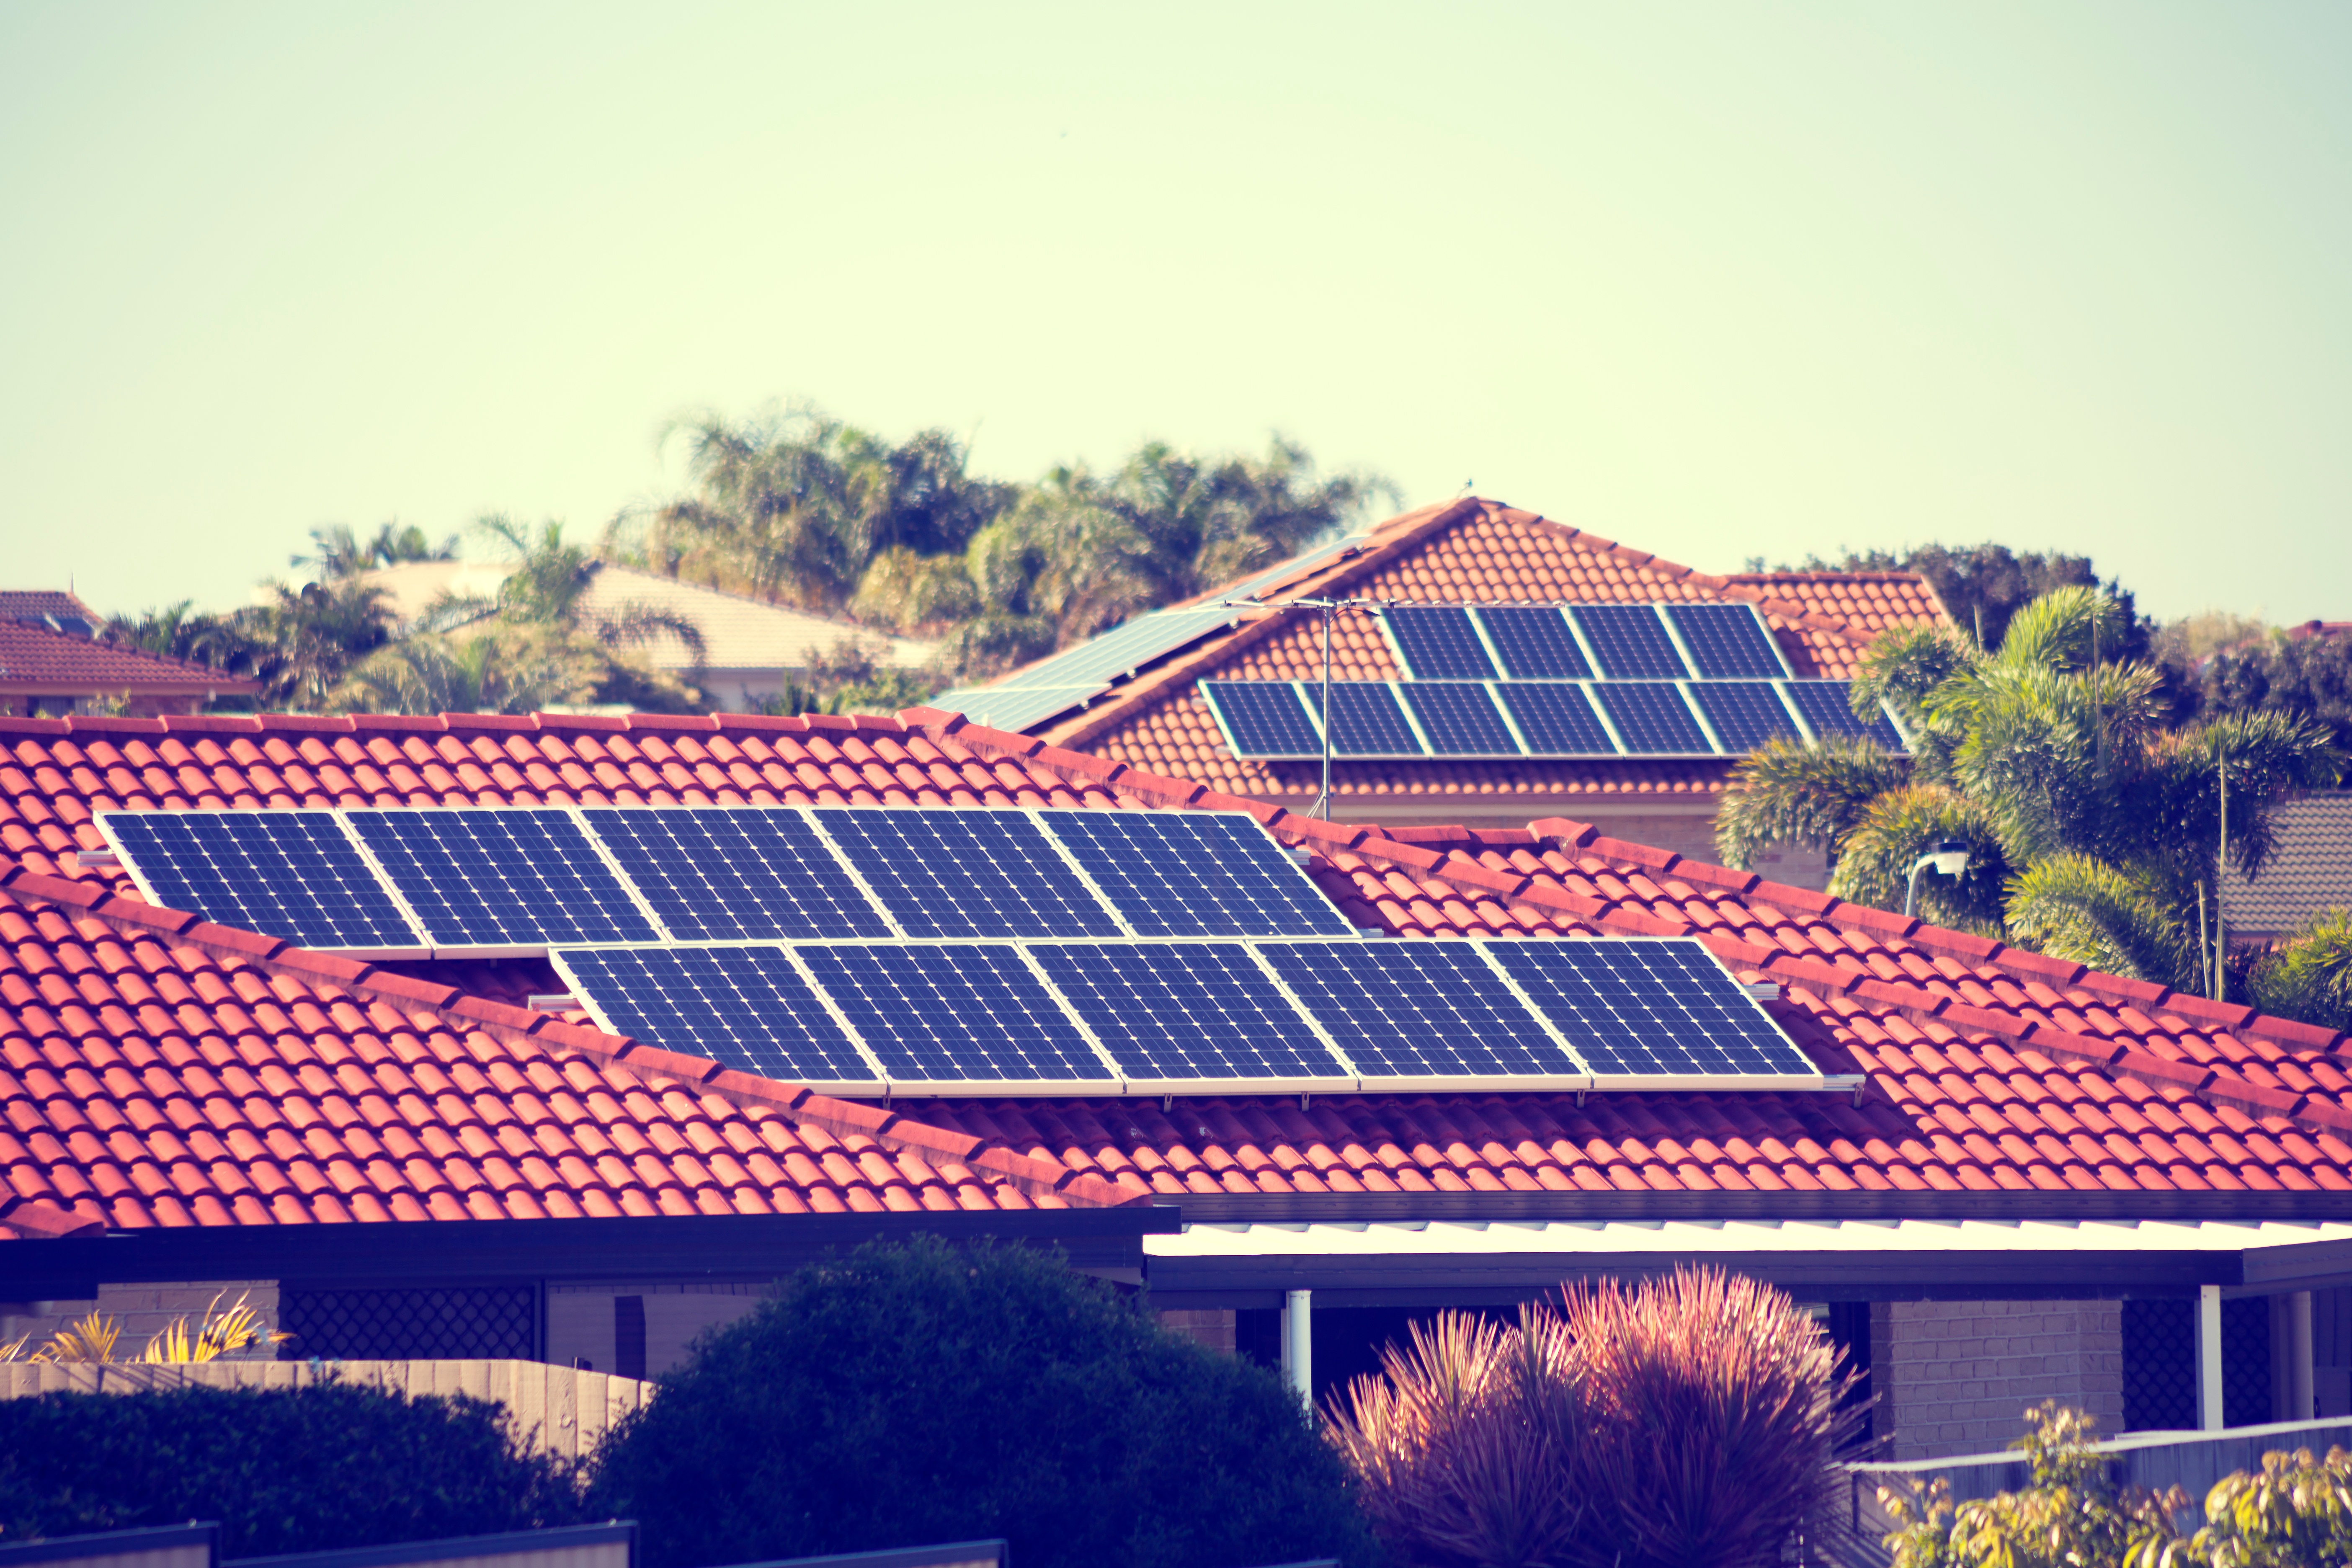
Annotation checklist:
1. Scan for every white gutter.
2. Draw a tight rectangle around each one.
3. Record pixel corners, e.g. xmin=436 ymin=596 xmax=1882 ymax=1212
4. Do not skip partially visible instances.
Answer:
xmin=1145 ymin=1217 xmax=2352 ymax=1259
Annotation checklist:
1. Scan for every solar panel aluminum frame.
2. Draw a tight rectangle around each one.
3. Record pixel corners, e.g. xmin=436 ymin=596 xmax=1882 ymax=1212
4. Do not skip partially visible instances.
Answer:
xmin=97 ymin=807 xmax=438 ymax=960
xmin=1480 ymin=936 xmax=1839 ymax=1093
xmin=1776 ymin=680 xmax=1911 ymax=752
xmin=1198 ymin=679 xmax=1326 ymax=761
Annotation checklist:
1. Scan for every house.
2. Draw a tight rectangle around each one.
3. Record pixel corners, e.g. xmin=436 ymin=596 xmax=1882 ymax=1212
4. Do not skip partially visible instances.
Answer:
xmin=932 ymin=497 xmax=1949 ymax=889
xmin=1 ymin=592 xmax=260 ymax=719
xmin=3 ymin=705 xmax=2352 ymax=1462
xmin=354 ymin=562 xmax=937 ymax=712
xmin=2221 ymin=793 xmax=2352 ymax=944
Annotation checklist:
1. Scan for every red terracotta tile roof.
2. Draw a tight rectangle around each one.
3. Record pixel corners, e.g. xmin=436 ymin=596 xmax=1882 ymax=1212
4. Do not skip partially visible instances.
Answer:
xmin=0 ymin=621 xmax=260 ymax=697
xmin=0 ymin=592 xmax=101 ymax=624
xmin=1010 ymin=499 xmax=1948 ymax=805
xmin=5 ymin=705 xmax=2349 ymax=1234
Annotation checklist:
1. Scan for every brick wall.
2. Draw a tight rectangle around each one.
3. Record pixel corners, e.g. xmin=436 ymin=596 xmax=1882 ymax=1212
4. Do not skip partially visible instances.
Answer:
xmin=1881 ymin=1299 xmax=2125 ymax=1460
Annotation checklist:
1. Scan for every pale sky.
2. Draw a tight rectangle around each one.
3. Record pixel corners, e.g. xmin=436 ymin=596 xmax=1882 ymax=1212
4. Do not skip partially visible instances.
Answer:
xmin=4 ymin=3 xmax=2347 ymax=625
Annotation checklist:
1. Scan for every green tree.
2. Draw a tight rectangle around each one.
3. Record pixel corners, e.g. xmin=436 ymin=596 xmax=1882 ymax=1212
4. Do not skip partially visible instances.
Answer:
xmin=1882 ymin=1403 xmax=2185 ymax=1568
xmin=243 ymin=578 xmax=400 ymax=710
xmin=586 ymin=1238 xmax=1374 ymax=1568
xmin=2181 ymin=628 xmax=2352 ymax=750
xmin=1716 ymin=588 xmax=2341 ymax=1003
xmin=102 ymin=600 xmax=268 ymax=678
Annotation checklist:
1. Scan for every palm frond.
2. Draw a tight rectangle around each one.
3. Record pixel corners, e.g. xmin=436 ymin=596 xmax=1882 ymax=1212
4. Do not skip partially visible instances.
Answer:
xmin=2005 ymin=854 xmax=2195 ymax=989
xmin=1828 ymin=786 xmax=2011 ymax=931
xmin=1992 ymin=585 xmax=2136 ymax=673
xmin=2250 ymin=908 xmax=2352 ymax=1033
xmin=1712 ymin=735 xmax=1911 ymax=869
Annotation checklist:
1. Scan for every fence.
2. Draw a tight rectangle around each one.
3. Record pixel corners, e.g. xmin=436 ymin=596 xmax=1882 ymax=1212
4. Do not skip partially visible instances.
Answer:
xmin=0 ymin=1359 xmax=651 ymax=1462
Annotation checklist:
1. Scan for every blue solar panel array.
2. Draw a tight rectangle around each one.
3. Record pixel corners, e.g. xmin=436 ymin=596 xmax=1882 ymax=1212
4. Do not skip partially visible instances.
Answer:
xmin=550 ymin=933 xmax=1826 ymax=1092
xmin=1667 ymin=604 xmax=1791 ymax=678
xmin=1486 ymin=940 xmax=1814 ymax=1077
xmin=1399 ymin=683 xmax=1520 ymax=756
xmin=1477 ymin=607 xmax=1593 ymax=679
xmin=1204 ymin=678 xmax=1906 ymax=758
xmin=106 ymin=802 xmax=1354 ymax=952
xmin=1029 ymin=942 xmax=1345 ymax=1081
xmin=813 ymin=808 xmax=1121 ymax=939
xmin=554 ymin=945 xmax=876 ymax=1082
xmin=1384 ymin=607 xmax=1497 ymax=680
xmin=1569 ymin=605 xmax=1690 ymax=679
xmin=346 ymin=808 xmax=661 ymax=948
xmin=795 ymin=943 xmax=1114 ymax=1084
xmin=583 ymin=806 xmax=892 ymax=941
xmin=99 ymin=810 xmax=424 ymax=952
xmin=1040 ymin=808 xmax=1354 ymax=937
xmin=1200 ymin=681 xmax=1322 ymax=757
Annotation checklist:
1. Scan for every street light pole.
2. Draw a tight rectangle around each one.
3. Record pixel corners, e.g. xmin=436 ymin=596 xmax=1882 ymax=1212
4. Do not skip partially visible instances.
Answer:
xmin=1906 ymin=839 xmax=1973 ymax=918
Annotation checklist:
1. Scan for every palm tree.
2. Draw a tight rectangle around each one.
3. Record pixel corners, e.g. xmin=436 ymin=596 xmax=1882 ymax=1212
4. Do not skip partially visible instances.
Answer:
xmin=1715 ymin=587 xmax=2341 ymax=998
xmin=242 ymin=579 xmax=399 ymax=711
xmin=291 ymin=522 xmax=458 ymax=579
xmin=330 ymin=627 xmax=599 ymax=716
xmin=103 ymin=600 xmax=267 ymax=676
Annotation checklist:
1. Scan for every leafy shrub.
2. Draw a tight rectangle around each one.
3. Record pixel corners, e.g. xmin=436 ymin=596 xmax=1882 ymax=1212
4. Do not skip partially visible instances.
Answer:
xmin=0 ymin=1381 xmax=584 ymax=1555
xmin=586 ymin=1237 xmax=1373 ymax=1568
xmin=1880 ymin=1402 xmax=2187 ymax=1567
xmin=1326 ymin=1264 xmax=1857 ymax=1568
xmin=2143 ymin=1444 xmax=2352 ymax=1567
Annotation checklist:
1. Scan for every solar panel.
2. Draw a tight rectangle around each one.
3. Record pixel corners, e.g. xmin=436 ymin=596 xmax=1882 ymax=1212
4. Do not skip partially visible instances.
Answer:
xmin=1255 ymin=941 xmax=1585 ymax=1081
xmin=1323 ymin=682 xmax=1425 ymax=755
xmin=794 ymin=944 xmax=1115 ymax=1084
xmin=1477 ymin=607 xmax=1593 ymax=680
xmin=1201 ymin=681 xmax=1322 ymax=758
xmin=99 ymin=810 xmax=422 ymax=952
xmin=1667 ymin=604 xmax=1789 ymax=678
xmin=812 ymin=809 xmax=1122 ymax=938
xmin=580 ymin=807 xmax=891 ymax=940
xmin=1571 ymin=605 xmax=1690 ymax=678
xmin=345 ymin=808 xmax=660 ymax=947
xmin=1592 ymin=682 xmax=1714 ymax=754
xmin=1485 ymin=939 xmax=1818 ymax=1078
xmin=1382 ymin=608 xmax=1496 ymax=680
xmin=1039 ymin=809 xmax=1354 ymax=936
xmin=1784 ymin=681 xmax=1906 ymax=748
xmin=1495 ymin=683 xmax=1617 ymax=755
xmin=1398 ymin=683 xmax=1520 ymax=756
xmin=553 ymin=945 xmax=877 ymax=1083
xmin=928 ymin=684 xmax=1117 ymax=733
xmin=1028 ymin=943 xmax=1347 ymax=1082
xmin=1687 ymin=682 xmax=1803 ymax=753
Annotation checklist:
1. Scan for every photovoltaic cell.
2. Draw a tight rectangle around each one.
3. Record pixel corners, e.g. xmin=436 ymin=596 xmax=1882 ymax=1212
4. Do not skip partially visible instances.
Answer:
xmin=1571 ymin=605 xmax=1690 ymax=678
xmin=812 ymin=809 xmax=1121 ymax=938
xmin=1201 ymin=681 xmax=1321 ymax=758
xmin=554 ymin=946 xmax=874 ymax=1081
xmin=1477 ymin=607 xmax=1593 ymax=680
xmin=1667 ymin=603 xmax=1789 ymax=678
xmin=1322 ymin=683 xmax=1424 ymax=755
xmin=1495 ymin=683 xmax=1617 ymax=755
xmin=1383 ymin=607 xmax=1496 ymax=680
xmin=1399 ymin=683 xmax=1520 ymax=755
xmin=1029 ymin=943 xmax=1346 ymax=1081
xmin=794 ymin=943 xmax=1113 ymax=1082
xmin=1592 ymin=683 xmax=1713 ymax=754
xmin=1687 ymin=682 xmax=1802 ymax=753
xmin=1488 ymin=939 xmax=1817 ymax=1076
xmin=345 ymin=808 xmax=660 ymax=946
xmin=101 ymin=810 xmax=420 ymax=951
xmin=582 ymin=807 xmax=891 ymax=940
xmin=1784 ymin=681 xmax=1906 ymax=749
xmin=1040 ymin=809 xmax=1354 ymax=936
xmin=1256 ymin=941 xmax=1583 ymax=1078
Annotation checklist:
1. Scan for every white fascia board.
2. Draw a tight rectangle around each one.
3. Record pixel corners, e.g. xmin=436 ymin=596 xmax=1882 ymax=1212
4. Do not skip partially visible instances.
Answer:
xmin=1144 ymin=1217 xmax=2352 ymax=1259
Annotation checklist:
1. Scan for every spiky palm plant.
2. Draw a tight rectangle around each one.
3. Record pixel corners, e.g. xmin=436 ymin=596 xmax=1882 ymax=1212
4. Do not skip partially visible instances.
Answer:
xmin=1717 ymin=587 xmax=2342 ymax=1008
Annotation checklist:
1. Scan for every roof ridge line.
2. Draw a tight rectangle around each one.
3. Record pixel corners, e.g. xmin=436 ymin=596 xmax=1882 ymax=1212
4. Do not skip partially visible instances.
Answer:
xmin=1029 ymin=498 xmax=1493 ymax=749
xmin=0 ymin=709 xmax=929 ymax=743
xmin=0 ymin=863 xmax=1142 ymax=1212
